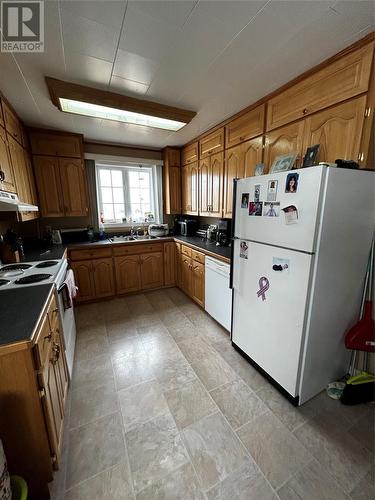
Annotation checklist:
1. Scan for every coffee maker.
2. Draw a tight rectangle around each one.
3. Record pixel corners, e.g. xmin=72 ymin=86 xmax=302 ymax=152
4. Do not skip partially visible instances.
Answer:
xmin=216 ymin=219 xmax=231 ymax=246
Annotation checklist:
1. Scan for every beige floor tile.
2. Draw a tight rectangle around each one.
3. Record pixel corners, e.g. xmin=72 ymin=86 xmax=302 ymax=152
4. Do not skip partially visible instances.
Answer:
xmin=277 ymin=459 xmax=350 ymax=500
xmin=348 ymin=409 xmax=375 ymax=452
xmin=206 ymin=460 xmax=277 ymax=500
xmin=66 ymin=412 xmax=125 ymax=490
xmin=136 ymin=462 xmax=204 ymax=500
xmin=112 ymin=353 xmax=155 ymax=391
xmin=136 ymin=323 xmax=171 ymax=343
xmin=152 ymin=356 xmax=197 ymax=392
xmin=76 ymin=304 xmax=105 ymax=328
xmin=165 ymin=287 xmax=192 ymax=306
xmin=65 ymin=461 xmax=134 ymax=500
xmin=166 ymin=320 xmax=200 ymax=343
xmin=72 ymin=354 xmax=114 ymax=392
xmin=75 ymin=334 xmax=110 ymax=362
xmin=141 ymin=334 xmax=182 ymax=361
xmin=307 ymin=391 xmax=372 ymax=426
xmin=134 ymin=312 xmax=161 ymax=327
xmin=126 ymin=412 xmax=189 ymax=494
xmin=165 ymin=378 xmax=216 ymax=429
xmin=237 ymin=411 xmax=311 ymax=489
xmin=101 ymin=297 xmax=130 ymax=321
xmin=294 ymin=411 xmax=373 ymax=494
xmin=106 ymin=319 xmax=138 ymax=344
xmin=70 ymin=380 xmax=119 ymax=429
xmin=109 ymin=335 xmax=145 ymax=361
xmin=118 ymin=380 xmax=169 ymax=431
xmin=191 ymin=352 xmax=237 ymax=391
xmin=75 ymin=323 xmax=107 ymax=342
xmin=350 ymin=468 xmax=374 ymax=500
xmin=256 ymin=384 xmax=317 ymax=432
xmin=178 ymin=336 xmax=215 ymax=363
xmin=182 ymin=412 xmax=248 ymax=490
xmin=210 ymin=379 xmax=268 ymax=430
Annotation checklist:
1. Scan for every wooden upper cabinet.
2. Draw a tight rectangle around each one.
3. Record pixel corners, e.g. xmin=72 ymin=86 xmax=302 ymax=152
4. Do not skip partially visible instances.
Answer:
xmin=140 ymin=252 xmax=164 ymax=290
xmin=264 ymin=120 xmax=305 ymax=172
xmin=199 ymin=157 xmax=210 ymax=216
xmin=210 ymin=152 xmax=223 ymax=217
xmin=199 ymin=128 xmax=224 ymax=158
xmin=267 ymin=42 xmax=374 ymax=131
xmin=33 ymin=156 xmax=64 ymax=217
xmin=92 ymin=258 xmax=115 ymax=298
xmin=0 ymin=100 xmax=4 ymax=128
xmin=224 ymin=137 xmax=263 ymax=218
xmin=0 ymin=126 xmax=16 ymax=192
xmin=181 ymin=142 xmax=198 ymax=165
xmin=181 ymin=162 xmax=198 ymax=215
xmin=163 ymin=147 xmax=181 ymax=215
xmin=59 ymin=158 xmax=89 ymax=216
xmin=225 ymin=105 xmax=265 ymax=148
xmin=302 ymin=95 xmax=367 ymax=164
xmin=2 ymin=101 xmax=22 ymax=144
xmin=30 ymin=132 xmax=82 ymax=158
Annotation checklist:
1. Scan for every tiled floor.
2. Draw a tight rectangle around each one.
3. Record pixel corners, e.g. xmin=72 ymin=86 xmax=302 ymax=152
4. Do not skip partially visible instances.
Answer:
xmin=51 ymin=288 xmax=374 ymax=500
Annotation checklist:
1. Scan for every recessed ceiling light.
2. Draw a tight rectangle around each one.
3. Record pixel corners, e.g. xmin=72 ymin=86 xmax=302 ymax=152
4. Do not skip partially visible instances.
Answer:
xmin=59 ymin=98 xmax=186 ymax=131
xmin=46 ymin=77 xmax=196 ymax=132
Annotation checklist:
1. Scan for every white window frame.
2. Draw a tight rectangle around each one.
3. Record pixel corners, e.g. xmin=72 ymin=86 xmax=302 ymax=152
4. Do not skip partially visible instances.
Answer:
xmin=95 ymin=162 xmax=162 ymax=229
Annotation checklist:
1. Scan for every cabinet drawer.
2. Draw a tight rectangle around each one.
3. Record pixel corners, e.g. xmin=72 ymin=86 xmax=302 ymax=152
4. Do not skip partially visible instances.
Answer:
xmin=192 ymin=249 xmax=205 ymax=264
xmin=181 ymin=142 xmax=198 ymax=165
xmin=199 ymin=128 xmax=224 ymax=158
xmin=69 ymin=247 xmax=112 ymax=261
xmin=112 ymin=242 xmax=163 ymax=256
xmin=266 ymin=42 xmax=374 ymax=131
xmin=225 ymin=104 xmax=265 ymax=148
xmin=181 ymin=245 xmax=192 ymax=257
xmin=2 ymin=102 xmax=22 ymax=143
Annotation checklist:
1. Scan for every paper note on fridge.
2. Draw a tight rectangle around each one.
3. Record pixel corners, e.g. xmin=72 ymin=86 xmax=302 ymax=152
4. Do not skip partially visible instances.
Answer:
xmin=282 ymin=205 xmax=298 ymax=225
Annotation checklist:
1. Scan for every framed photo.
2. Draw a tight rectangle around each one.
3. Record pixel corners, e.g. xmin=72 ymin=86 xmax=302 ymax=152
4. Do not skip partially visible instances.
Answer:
xmin=303 ymin=144 xmax=320 ymax=167
xmin=270 ymin=153 xmax=297 ymax=173
xmin=254 ymin=163 xmax=265 ymax=176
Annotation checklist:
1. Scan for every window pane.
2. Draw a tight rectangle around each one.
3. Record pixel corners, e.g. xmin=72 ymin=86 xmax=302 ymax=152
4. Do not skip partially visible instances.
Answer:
xmin=111 ymin=170 xmax=123 ymax=187
xmin=139 ymin=172 xmax=150 ymax=188
xmin=139 ymin=189 xmax=150 ymax=204
xmin=101 ymin=187 xmax=113 ymax=203
xmin=99 ymin=169 xmax=111 ymax=186
xmin=102 ymin=204 xmax=114 ymax=221
xmin=128 ymin=171 xmax=140 ymax=188
xmin=114 ymin=204 xmax=125 ymax=221
xmin=113 ymin=187 xmax=124 ymax=203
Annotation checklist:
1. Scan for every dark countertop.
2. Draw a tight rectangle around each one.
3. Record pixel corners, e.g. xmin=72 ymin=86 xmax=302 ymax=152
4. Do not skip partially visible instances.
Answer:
xmin=23 ymin=245 xmax=68 ymax=262
xmin=174 ymin=236 xmax=232 ymax=261
xmin=0 ymin=284 xmax=54 ymax=346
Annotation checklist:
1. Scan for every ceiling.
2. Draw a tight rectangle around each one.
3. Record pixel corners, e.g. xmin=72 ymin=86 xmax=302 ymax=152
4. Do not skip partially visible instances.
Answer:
xmin=0 ymin=0 xmax=374 ymax=149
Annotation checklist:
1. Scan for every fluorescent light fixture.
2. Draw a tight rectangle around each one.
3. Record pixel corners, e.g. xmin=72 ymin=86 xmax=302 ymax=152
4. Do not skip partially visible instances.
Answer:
xmin=59 ymin=98 xmax=186 ymax=131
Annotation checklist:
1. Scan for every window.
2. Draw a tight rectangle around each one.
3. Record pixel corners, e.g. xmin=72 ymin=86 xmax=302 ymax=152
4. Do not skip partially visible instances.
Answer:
xmin=96 ymin=163 xmax=161 ymax=226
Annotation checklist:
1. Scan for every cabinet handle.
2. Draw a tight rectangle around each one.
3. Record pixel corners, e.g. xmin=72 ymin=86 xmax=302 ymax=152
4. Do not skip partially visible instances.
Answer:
xmin=365 ymin=107 xmax=371 ymax=118
xmin=357 ymin=152 xmax=364 ymax=162
xmin=0 ymin=170 xmax=5 ymax=182
xmin=44 ymin=331 xmax=52 ymax=341
xmin=52 ymin=342 xmax=60 ymax=364
xmin=302 ymin=108 xmax=308 ymax=115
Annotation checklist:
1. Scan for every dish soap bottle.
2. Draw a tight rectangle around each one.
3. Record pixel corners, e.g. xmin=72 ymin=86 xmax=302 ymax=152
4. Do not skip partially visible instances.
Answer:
xmin=99 ymin=213 xmax=106 ymax=240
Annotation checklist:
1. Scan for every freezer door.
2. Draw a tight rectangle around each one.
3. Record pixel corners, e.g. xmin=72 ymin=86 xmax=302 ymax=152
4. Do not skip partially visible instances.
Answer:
xmin=232 ymin=240 xmax=312 ymax=397
xmin=234 ymin=166 xmax=325 ymax=253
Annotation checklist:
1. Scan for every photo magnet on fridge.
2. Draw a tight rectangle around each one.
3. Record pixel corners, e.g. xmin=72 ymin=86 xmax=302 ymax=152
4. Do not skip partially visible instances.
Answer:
xmin=285 ymin=172 xmax=299 ymax=193
xmin=241 ymin=193 xmax=249 ymax=208
xmin=272 ymin=257 xmax=290 ymax=273
xmin=240 ymin=241 xmax=249 ymax=259
xmin=264 ymin=202 xmax=280 ymax=217
xmin=249 ymin=201 xmax=263 ymax=216
xmin=267 ymin=180 xmax=278 ymax=201
xmin=282 ymin=205 xmax=298 ymax=224
xmin=254 ymin=185 xmax=261 ymax=203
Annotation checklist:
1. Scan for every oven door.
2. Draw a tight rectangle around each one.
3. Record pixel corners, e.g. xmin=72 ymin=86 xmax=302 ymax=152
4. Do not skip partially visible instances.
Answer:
xmin=56 ymin=261 xmax=76 ymax=380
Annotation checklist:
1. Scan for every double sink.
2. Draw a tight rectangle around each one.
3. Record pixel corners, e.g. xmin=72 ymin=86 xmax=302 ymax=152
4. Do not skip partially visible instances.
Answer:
xmin=109 ymin=235 xmax=162 ymax=243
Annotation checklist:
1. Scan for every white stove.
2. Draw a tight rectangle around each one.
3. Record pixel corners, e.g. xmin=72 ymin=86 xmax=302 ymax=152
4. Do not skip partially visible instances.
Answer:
xmin=0 ymin=259 xmax=66 ymax=289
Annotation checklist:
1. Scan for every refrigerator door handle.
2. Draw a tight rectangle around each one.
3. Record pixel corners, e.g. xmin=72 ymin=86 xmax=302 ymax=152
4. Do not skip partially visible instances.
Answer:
xmin=229 ymin=179 xmax=238 ymax=290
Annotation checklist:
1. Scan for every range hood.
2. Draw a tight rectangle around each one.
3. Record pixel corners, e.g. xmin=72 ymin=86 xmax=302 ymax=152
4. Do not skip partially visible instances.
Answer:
xmin=0 ymin=190 xmax=39 ymax=212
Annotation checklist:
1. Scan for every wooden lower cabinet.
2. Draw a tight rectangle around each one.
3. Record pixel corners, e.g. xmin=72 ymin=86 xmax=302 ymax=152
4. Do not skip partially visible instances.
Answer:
xmin=181 ymin=255 xmax=192 ymax=296
xmin=71 ymin=258 xmax=115 ymax=302
xmin=175 ymin=242 xmax=182 ymax=288
xmin=164 ymin=241 xmax=176 ymax=286
xmin=92 ymin=258 xmax=115 ymax=298
xmin=115 ymin=255 xmax=142 ymax=294
xmin=191 ymin=261 xmax=205 ymax=307
xmin=179 ymin=248 xmax=205 ymax=307
xmin=141 ymin=252 xmax=164 ymax=290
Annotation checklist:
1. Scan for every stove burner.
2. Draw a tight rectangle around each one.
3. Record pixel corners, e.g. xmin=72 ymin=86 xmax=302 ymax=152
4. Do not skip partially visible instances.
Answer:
xmin=0 ymin=279 xmax=10 ymax=287
xmin=35 ymin=260 xmax=59 ymax=268
xmin=15 ymin=273 xmax=52 ymax=285
xmin=0 ymin=263 xmax=32 ymax=271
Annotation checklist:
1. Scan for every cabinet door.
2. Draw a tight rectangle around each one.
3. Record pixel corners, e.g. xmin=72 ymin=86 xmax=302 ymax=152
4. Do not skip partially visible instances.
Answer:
xmin=191 ymin=261 xmax=205 ymax=308
xmin=164 ymin=165 xmax=181 ymax=214
xmin=242 ymin=136 xmax=263 ymax=178
xmin=0 ymin=126 xmax=16 ymax=192
xmin=209 ymin=152 xmax=223 ymax=217
xmin=59 ymin=158 xmax=89 ymax=217
xmin=225 ymin=104 xmax=265 ymax=148
xmin=0 ymin=100 xmax=4 ymax=128
xmin=30 ymin=132 xmax=82 ymax=158
xmin=92 ymin=258 xmax=115 ymax=298
xmin=190 ymin=162 xmax=199 ymax=215
xmin=199 ymin=157 xmax=210 ymax=216
xmin=181 ymin=142 xmax=198 ymax=165
xmin=264 ymin=121 xmax=305 ymax=172
xmin=181 ymin=256 xmax=192 ymax=296
xmin=17 ymin=149 xmax=39 ymax=221
xmin=70 ymin=260 xmax=95 ymax=302
xmin=2 ymin=102 xmax=22 ymax=143
xmin=182 ymin=162 xmax=198 ymax=215
xmin=302 ymin=96 xmax=367 ymax=164
xmin=33 ymin=156 xmax=64 ymax=217
xmin=51 ymin=328 xmax=68 ymax=417
xmin=175 ymin=242 xmax=182 ymax=288
xmin=140 ymin=252 xmax=164 ymax=290
xmin=199 ymin=128 xmax=224 ymax=158
xmin=115 ymin=255 xmax=141 ymax=294
xmin=164 ymin=242 xmax=176 ymax=286
xmin=224 ymin=144 xmax=242 ymax=219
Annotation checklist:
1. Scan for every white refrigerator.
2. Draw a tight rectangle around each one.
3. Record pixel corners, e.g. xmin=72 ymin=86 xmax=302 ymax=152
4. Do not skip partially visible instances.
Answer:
xmin=231 ymin=166 xmax=375 ymax=405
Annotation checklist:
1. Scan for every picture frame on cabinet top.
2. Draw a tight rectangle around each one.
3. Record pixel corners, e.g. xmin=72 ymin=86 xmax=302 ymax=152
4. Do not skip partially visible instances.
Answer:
xmin=270 ymin=153 xmax=297 ymax=173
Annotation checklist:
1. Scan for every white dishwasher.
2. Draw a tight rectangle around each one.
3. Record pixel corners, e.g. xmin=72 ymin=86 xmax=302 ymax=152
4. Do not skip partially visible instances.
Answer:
xmin=205 ymin=256 xmax=232 ymax=331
